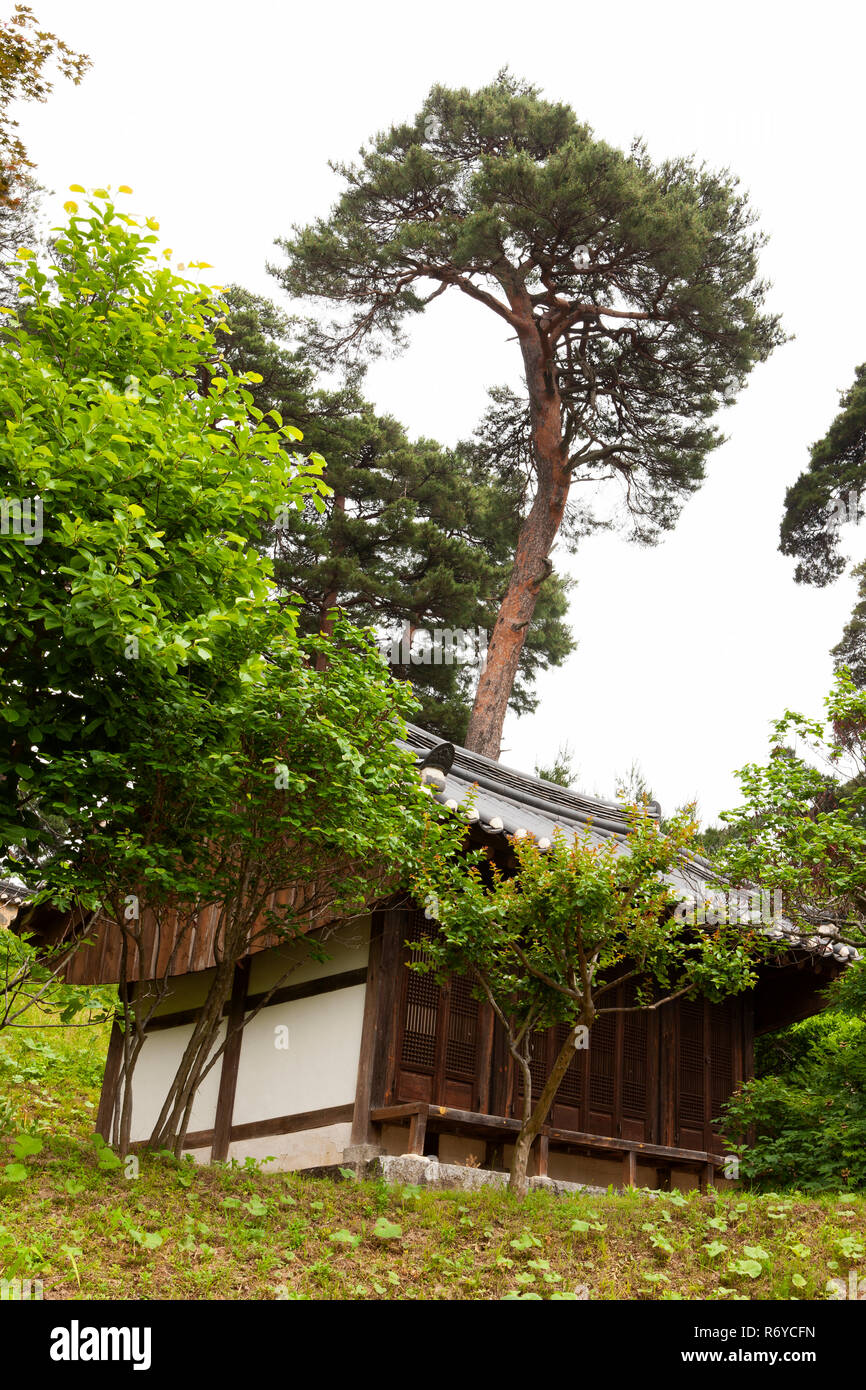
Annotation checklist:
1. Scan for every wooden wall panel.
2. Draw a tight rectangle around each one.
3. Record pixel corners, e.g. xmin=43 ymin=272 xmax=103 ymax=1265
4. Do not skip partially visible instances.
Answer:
xmin=386 ymin=916 xmax=754 ymax=1156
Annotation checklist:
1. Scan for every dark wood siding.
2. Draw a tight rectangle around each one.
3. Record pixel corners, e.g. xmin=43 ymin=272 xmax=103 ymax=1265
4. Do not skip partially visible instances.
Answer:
xmin=395 ymin=913 xmax=486 ymax=1112
xmin=391 ymin=910 xmax=748 ymax=1153
xmin=675 ymin=997 xmax=739 ymax=1153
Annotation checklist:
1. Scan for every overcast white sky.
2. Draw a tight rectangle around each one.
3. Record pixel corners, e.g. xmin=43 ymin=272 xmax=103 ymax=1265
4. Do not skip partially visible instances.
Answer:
xmin=16 ymin=0 xmax=866 ymax=822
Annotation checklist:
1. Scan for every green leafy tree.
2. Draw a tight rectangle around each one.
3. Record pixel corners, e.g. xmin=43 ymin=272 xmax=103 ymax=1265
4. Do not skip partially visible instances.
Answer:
xmin=722 ymin=965 xmax=866 ymax=1191
xmin=0 ymin=169 xmax=41 ymax=308
xmin=0 ymin=4 xmax=90 ymax=202
xmin=715 ymin=670 xmax=866 ymax=950
xmin=0 ymin=192 xmax=327 ymax=863
xmin=1 ymin=922 xmax=113 ymax=1031
xmin=780 ymin=362 xmax=866 ymax=588
xmin=780 ymin=363 xmax=866 ymax=684
xmin=711 ymin=675 xmax=866 ymax=1191
xmin=220 ymin=287 xmax=574 ymax=742
xmin=833 ymin=562 xmax=866 ymax=687
xmin=412 ymin=807 xmax=761 ymax=1197
xmin=534 ymin=741 xmax=578 ymax=788
xmin=275 ymin=70 xmax=783 ymax=757
xmin=42 ymin=615 xmax=454 ymax=1157
xmin=1 ymin=197 xmax=463 ymax=1154
xmin=0 ymin=6 xmax=90 ymax=307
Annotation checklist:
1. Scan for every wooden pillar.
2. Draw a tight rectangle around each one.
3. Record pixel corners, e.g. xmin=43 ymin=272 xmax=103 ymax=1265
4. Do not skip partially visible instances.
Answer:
xmin=612 ymin=984 xmax=624 ymax=1138
xmin=660 ymin=1003 xmax=677 ymax=1147
xmin=486 ymin=1141 xmax=506 ymax=1172
xmin=645 ymin=1010 xmax=660 ymax=1144
xmin=211 ymin=957 xmax=250 ymax=1162
xmin=490 ymin=1013 xmax=511 ymax=1118
xmin=534 ymin=1134 xmax=549 ymax=1179
xmin=95 ymin=1016 xmax=124 ymax=1142
xmin=702 ymin=998 xmax=713 ymax=1152
xmin=351 ymin=909 xmax=402 ymax=1146
xmin=622 ymin=1148 xmax=637 ymax=1189
xmin=475 ymin=1003 xmax=495 ymax=1114
xmin=432 ymin=980 xmax=451 ymax=1106
xmin=743 ymin=997 xmax=756 ymax=1150
xmin=700 ymin=1160 xmax=715 ymax=1195
xmin=408 ymin=1107 xmax=428 ymax=1156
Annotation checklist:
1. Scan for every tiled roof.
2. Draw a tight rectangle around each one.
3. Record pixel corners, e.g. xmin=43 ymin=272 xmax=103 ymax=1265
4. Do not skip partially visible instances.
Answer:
xmin=4 ymin=727 xmax=856 ymax=972
xmin=401 ymin=724 xmax=858 ymax=967
xmin=0 ymin=879 xmax=29 ymax=904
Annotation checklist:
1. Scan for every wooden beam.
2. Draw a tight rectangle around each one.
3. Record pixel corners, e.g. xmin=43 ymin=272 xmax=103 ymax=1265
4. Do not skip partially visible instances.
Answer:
xmin=368 ymin=910 xmax=404 ymax=1111
xmin=370 ymin=1101 xmax=428 ymax=1122
xmin=543 ymin=1124 xmax=715 ymax=1163
xmin=408 ymin=1107 xmax=428 ymax=1156
xmin=146 ymin=964 xmax=368 ymax=1033
xmin=535 ymin=1134 xmax=549 ymax=1179
xmin=95 ymin=1017 xmax=124 ymax=1142
xmin=475 ymin=1003 xmax=495 ymax=1114
xmin=129 ymin=1101 xmax=356 ymax=1154
xmin=623 ymin=1148 xmax=637 ymax=1188
xmin=351 ymin=915 xmax=384 ymax=1146
xmin=244 ymin=966 xmax=368 ymax=1018
xmin=211 ymin=956 xmax=250 ymax=1162
xmin=660 ymin=1002 xmax=677 ymax=1147
xmin=371 ymin=1103 xmax=726 ymax=1169
xmin=229 ymin=1103 xmax=354 ymax=1144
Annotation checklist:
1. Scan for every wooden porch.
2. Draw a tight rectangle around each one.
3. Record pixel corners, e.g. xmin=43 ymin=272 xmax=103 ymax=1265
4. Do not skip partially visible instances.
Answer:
xmin=371 ymin=1101 xmax=725 ymax=1192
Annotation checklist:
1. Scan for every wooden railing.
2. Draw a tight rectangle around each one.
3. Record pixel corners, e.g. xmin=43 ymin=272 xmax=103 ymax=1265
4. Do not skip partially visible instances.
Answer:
xmin=370 ymin=1102 xmax=725 ymax=1191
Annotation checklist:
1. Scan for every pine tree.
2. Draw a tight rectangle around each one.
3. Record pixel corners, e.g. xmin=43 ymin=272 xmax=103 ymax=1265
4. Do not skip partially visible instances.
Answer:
xmin=780 ymin=362 xmax=866 ymax=684
xmin=274 ymin=71 xmax=783 ymax=756
xmin=220 ymin=286 xmax=574 ymax=742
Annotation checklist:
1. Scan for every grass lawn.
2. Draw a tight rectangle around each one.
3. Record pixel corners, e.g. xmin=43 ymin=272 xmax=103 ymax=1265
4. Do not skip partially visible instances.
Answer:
xmin=1 ymin=1017 xmax=864 ymax=1301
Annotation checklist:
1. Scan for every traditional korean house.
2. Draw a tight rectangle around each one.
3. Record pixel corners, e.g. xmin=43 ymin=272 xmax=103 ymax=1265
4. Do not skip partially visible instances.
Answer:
xmin=28 ymin=725 xmax=855 ymax=1191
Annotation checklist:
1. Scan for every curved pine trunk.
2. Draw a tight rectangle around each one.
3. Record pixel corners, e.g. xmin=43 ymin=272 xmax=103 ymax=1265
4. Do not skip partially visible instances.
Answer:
xmin=465 ymin=324 xmax=569 ymax=759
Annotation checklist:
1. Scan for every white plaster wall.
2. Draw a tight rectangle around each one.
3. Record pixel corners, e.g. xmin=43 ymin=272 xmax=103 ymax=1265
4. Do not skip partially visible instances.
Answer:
xmin=119 ymin=919 xmax=371 ymax=1157
xmin=247 ymin=917 xmax=370 ymax=995
xmin=227 ymin=1122 xmax=353 ymax=1172
xmin=232 ymin=984 xmax=366 ymax=1124
xmin=148 ymin=967 xmax=216 ymax=1019
xmin=123 ymin=1020 xmax=226 ymax=1143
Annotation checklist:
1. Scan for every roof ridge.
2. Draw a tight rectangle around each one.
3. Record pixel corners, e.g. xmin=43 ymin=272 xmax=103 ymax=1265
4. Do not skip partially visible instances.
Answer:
xmin=402 ymin=722 xmax=637 ymax=829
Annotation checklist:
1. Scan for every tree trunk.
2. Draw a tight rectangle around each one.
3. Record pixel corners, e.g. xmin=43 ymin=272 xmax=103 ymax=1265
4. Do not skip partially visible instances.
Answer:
xmin=465 ymin=322 xmax=569 ymax=758
xmin=314 ymin=494 xmax=345 ymax=672
xmin=508 ymin=1022 xmax=584 ymax=1199
xmin=146 ymin=954 xmax=236 ymax=1153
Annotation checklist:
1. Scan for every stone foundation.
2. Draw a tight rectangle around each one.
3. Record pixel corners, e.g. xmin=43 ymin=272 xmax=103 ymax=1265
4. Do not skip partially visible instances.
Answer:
xmin=345 ymin=1152 xmax=608 ymax=1196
